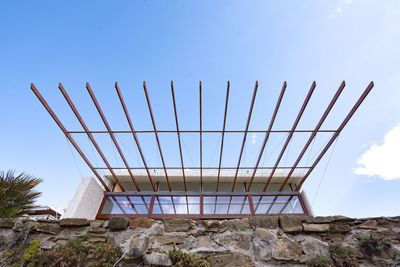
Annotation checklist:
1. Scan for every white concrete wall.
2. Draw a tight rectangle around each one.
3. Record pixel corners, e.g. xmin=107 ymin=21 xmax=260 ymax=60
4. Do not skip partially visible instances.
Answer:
xmin=63 ymin=176 xmax=104 ymax=220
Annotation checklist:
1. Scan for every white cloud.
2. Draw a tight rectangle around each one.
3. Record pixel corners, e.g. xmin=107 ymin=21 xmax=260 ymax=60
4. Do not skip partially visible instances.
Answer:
xmin=344 ymin=0 xmax=352 ymax=4
xmin=336 ymin=7 xmax=342 ymax=13
xmin=354 ymin=125 xmax=400 ymax=180
xmin=251 ymin=133 xmax=257 ymax=144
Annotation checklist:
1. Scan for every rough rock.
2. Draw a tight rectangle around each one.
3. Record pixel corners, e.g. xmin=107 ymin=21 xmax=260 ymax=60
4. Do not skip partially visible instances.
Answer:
xmin=89 ymin=236 xmax=107 ymax=243
xmin=238 ymin=233 xmax=251 ymax=250
xmin=214 ymin=234 xmax=237 ymax=248
xmin=0 ymin=218 xmax=16 ymax=228
xmin=297 ymin=235 xmax=330 ymax=262
xmin=255 ymin=227 xmax=275 ymax=241
xmin=40 ymin=240 xmax=56 ymax=250
xmin=108 ymin=216 xmax=130 ymax=231
xmin=250 ymin=216 xmax=279 ymax=229
xmin=183 ymin=235 xmax=199 ymax=249
xmin=280 ymin=215 xmax=302 ymax=233
xmin=270 ymin=236 xmax=303 ymax=261
xmin=144 ymin=252 xmax=172 ymax=266
xmin=225 ymin=218 xmax=250 ymax=230
xmin=59 ymin=218 xmax=89 ymax=227
xmin=207 ymin=253 xmax=254 ymax=267
xmin=303 ymin=223 xmax=330 ymax=233
xmin=130 ymin=217 xmax=154 ymax=229
xmin=358 ymin=219 xmax=377 ymax=230
xmin=330 ymin=223 xmax=351 ymax=233
xmin=163 ymin=219 xmax=193 ymax=232
xmin=89 ymin=220 xmax=104 ymax=228
xmin=36 ymin=223 xmax=61 ymax=235
xmin=201 ymin=220 xmax=227 ymax=232
xmin=307 ymin=216 xmax=336 ymax=224
xmin=152 ymin=235 xmax=185 ymax=245
xmin=127 ymin=236 xmax=149 ymax=256
xmin=197 ymin=235 xmax=211 ymax=247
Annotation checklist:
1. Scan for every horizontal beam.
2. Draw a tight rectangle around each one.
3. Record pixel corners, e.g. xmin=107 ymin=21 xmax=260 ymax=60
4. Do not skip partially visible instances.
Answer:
xmin=67 ymin=130 xmax=337 ymax=134
xmin=94 ymin=166 xmax=311 ymax=170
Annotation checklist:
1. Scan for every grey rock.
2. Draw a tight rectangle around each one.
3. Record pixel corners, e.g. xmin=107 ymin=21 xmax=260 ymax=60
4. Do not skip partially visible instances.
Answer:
xmin=183 ymin=235 xmax=199 ymax=249
xmin=130 ymin=217 xmax=154 ymax=229
xmin=280 ymin=215 xmax=303 ymax=233
xmin=270 ymin=236 xmax=302 ymax=261
xmin=40 ymin=240 xmax=56 ymax=250
xmin=127 ymin=236 xmax=149 ymax=257
xmin=330 ymin=223 xmax=351 ymax=233
xmin=59 ymin=218 xmax=89 ymax=227
xmin=36 ymin=223 xmax=61 ymax=235
xmin=207 ymin=253 xmax=254 ymax=267
xmin=226 ymin=218 xmax=250 ymax=231
xmin=255 ymin=227 xmax=275 ymax=241
xmin=303 ymin=223 xmax=330 ymax=233
xmin=358 ymin=220 xmax=377 ymax=230
xmin=144 ymin=252 xmax=172 ymax=266
xmin=163 ymin=219 xmax=193 ymax=232
xmin=201 ymin=220 xmax=227 ymax=232
xmin=0 ymin=218 xmax=17 ymax=228
xmin=250 ymin=217 xmax=279 ymax=229
xmin=108 ymin=216 xmax=130 ymax=231
xmin=238 ymin=233 xmax=251 ymax=250
xmin=197 ymin=235 xmax=211 ymax=247
xmin=152 ymin=235 xmax=186 ymax=245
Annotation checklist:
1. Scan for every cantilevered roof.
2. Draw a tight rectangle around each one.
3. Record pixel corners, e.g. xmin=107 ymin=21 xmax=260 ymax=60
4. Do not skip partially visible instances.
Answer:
xmin=30 ymin=80 xmax=374 ymax=193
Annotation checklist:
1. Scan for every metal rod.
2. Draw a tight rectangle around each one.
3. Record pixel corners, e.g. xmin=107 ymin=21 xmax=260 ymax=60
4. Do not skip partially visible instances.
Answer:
xmin=170 ymin=81 xmax=188 ymax=192
xmin=227 ymin=81 xmax=258 ymax=214
xmin=86 ymin=82 xmax=146 ymax=191
xmin=279 ymin=81 xmax=346 ymax=191
xmin=30 ymin=83 xmax=110 ymax=191
xmin=199 ymin=81 xmax=203 ymax=192
xmin=247 ymin=81 xmax=287 ymax=191
xmin=232 ymin=81 xmax=259 ymax=191
xmin=67 ymin=129 xmax=337 ymax=134
xmin=95 ymin=166 xmax=312 ymax=170
xmin=216 ymin=81 xmax=230 ymax=191
xmin=262 ymin=81 xmax=316 ymax=192
xmin=295 ymin=81 xmax=374 ymax=190
xmin=58 ymin=83 xmax=126 ymax=191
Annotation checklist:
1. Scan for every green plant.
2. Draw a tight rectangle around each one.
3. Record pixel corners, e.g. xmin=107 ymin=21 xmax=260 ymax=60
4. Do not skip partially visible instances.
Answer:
xmin=94 ymin=243 xmax=122 ymax=267
xmin=329 ymin=245 xmax=358 ymax=267
xmin=169 ymin=247 xmax=209 ymax=267
xmin=0 ymin=170 xmax=43 ymax=218
xmin=307 ymin=256 xmax=333 ymax=267
xmin=34 ymin=238 xmax=89 ymax=266
xmin=359 ymin=236 xmax=390 ymax=256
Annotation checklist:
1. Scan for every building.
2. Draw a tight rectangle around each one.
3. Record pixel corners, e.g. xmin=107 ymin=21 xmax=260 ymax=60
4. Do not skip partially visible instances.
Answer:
xmin=31 ymin=80 xmax=373 ymax=220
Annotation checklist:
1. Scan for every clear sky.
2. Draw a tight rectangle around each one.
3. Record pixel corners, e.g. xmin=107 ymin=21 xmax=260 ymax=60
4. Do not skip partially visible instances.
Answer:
xmin=1 ymin=0 xmax=399 ymax=218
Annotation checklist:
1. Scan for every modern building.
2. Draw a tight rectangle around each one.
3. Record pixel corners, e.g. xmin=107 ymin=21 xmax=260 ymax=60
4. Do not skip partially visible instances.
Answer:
xmin=31 ymin=80 xmax=373 ymax=220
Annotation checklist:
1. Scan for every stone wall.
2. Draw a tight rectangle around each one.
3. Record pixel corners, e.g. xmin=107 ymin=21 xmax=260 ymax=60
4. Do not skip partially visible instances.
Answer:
xmin=1 ymin=216 xmax=400 ymax=266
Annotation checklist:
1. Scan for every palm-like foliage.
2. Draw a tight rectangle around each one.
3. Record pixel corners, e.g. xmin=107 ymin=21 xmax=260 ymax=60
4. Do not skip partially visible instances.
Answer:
xmin=0 ymin=170 xmax=43 ymax=218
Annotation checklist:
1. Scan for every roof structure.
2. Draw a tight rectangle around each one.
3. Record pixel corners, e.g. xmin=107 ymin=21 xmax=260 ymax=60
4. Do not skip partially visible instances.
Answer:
xmin=31 ymin=81 xmax=373 ymax=194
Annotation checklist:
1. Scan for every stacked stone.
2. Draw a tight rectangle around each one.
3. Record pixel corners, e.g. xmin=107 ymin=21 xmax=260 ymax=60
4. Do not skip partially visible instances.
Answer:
xmin=0 ymin=216 xmax=400 ymax=266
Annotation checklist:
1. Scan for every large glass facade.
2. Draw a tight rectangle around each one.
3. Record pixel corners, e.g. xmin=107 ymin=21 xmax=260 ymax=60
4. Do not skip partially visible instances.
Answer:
xmin=99 ymin=192 xmax=307 ymax=218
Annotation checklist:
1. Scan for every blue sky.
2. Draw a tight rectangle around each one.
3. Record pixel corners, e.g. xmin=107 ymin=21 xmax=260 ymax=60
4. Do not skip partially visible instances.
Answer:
xmin=1 ymin=0 xmax=399 ymax=217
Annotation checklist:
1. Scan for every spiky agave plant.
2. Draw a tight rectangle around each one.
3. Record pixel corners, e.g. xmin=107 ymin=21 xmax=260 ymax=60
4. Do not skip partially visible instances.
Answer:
xmin=0 ymin=170 xmax=43 ymax=218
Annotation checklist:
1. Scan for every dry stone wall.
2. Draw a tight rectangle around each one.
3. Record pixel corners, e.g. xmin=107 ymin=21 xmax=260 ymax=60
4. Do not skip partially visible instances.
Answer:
xmin=1 ymin=216 xmax=400 ymax=266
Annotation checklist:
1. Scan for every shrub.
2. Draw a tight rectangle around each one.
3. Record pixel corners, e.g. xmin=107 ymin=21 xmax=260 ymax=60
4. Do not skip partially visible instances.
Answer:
xmin=0 ymin=170 xmax=42 ymax=218
xmin=307 ymin=256 xmax=333 ymax=267
xmin=94 ymin=243 xmax=122 ymax=267
xmin=329 ymin=245 xmax=358 ymax=267
xmin=169 ymin=247 xmax=209 ymax=267
xmin=359 ymin=236 xmax=390 ymax=256
xmin=35 ymin=238 xmax=89 ymax=266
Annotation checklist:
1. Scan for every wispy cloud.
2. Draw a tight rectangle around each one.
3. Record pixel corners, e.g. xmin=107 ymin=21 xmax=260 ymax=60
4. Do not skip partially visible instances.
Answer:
xmin=354 ymin=125 xmax=400 ymax=181
xmin=251 ymin=133 xmax=257 ymax=144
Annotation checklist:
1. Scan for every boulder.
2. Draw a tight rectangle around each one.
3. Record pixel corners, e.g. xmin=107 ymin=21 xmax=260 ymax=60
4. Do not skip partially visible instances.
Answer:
xmin=0 ymin=218 xmax=16 ymax=228
xmin=238 ymin=233 xmax=251 ymax=250
xmin=40 ymin=240 xmax=56 ymax=250
xmin=201 ymin=220 xmax=227 ymax=232
xmin=108 ymin=216 xmax=129 ymax=231
xmin=358 ymin=220 xmax=377 ymax=230
xmin=130 ymin=217 xmax=154 ymax=229
xmin=144 ymin=252 xmax=172 ymax=266
xmin=206 ymin=253 xmax=254 ymax=267
xmin=303 ymin=223 xmax=330 ymax=233
xmin=280 ymin=216 xmax=302 ymax=233
xmin=250 ymin=217 xmax=279 ymax=229
xmin=126 ymin=236 xmax=149 ymax=259
xmin=163 ymin=219 xmax=193 ymax=232
xmin=59 ymin=218 xmax=89 ymax=227
xmin=299 ymin=236 xmax=330 ymax=262
xmin=226 ymin=218 xmax=250 ymax=231
xmin=270 ymin=236 xmax=303 ymax=261
xmin=330 ymin=224 xmax=351 ymax=233
xmin=36 ymin=223 xmax=61 ymax=235
xmin=183 ymin=235 xmax=199 ymax=249
xmin=255 ymin=227 xmax=276 ymax=242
